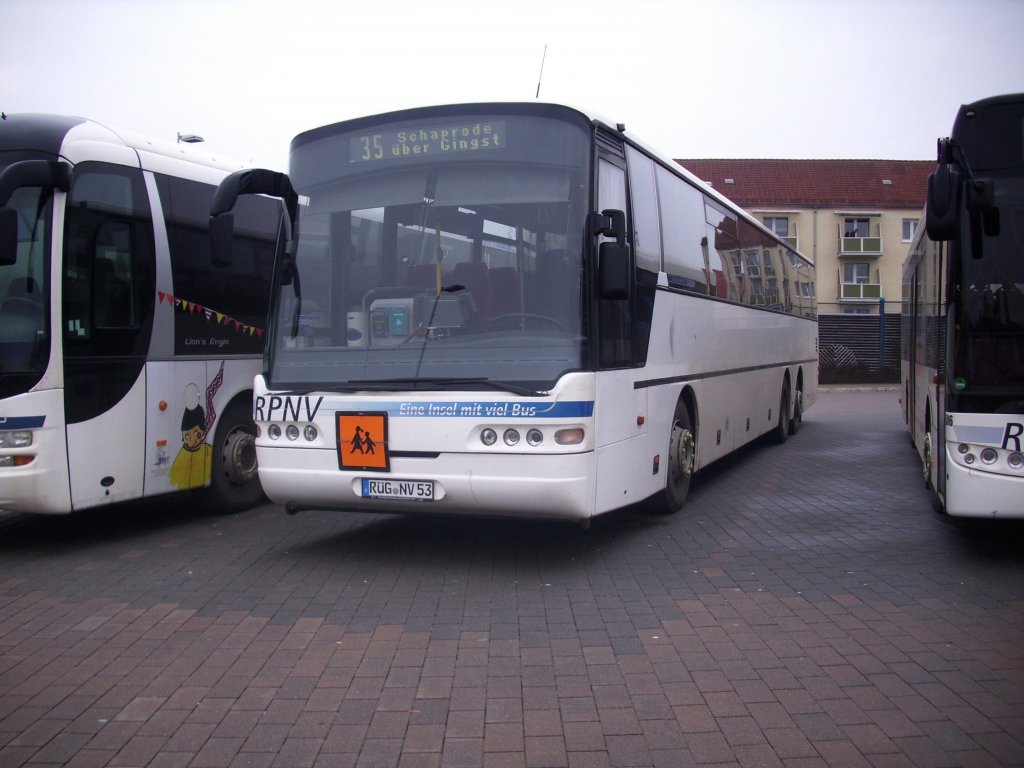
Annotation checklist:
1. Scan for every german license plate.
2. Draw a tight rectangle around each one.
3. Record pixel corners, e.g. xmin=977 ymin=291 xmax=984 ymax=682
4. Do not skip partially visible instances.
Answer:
xmin=360 ymin=478 xmax=434 ymax=501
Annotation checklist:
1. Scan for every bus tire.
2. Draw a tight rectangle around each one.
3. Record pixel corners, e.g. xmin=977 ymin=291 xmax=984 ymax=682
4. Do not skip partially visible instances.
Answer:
xmin=922 ymin=432 xmax=933 ymax=489
xmin=206 ymin=400 xmax=264 ymax=513
xmin=646 ymin=401 xmax=695 ymax=515
xmin=789 ymin=386 xmax=803 ymax=435
xmin=770 ymin=383 xmax=790 ymax=445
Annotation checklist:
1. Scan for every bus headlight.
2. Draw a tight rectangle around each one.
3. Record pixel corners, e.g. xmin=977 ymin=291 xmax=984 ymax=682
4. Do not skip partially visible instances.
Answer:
xmin=268 ymin=424 xmax=282 ymax=440
xmin=503 ymin=429 xmax=520 ymax=446
xmin=286 ymin=425 xmax=300 ymax=441
xmin=526 ymin=428 xmax=544 ymax=446
xmin=0 ymin=431 xmax=32 ymax=448
xmin=304 ymin=425 xmax=318 ymax=442
xmin=1008 ymin=452 xmax=1024 ymax=470
xmin=979 ymin=447 xmax=998 ymax=465
xmin=480 ymin=428 xmax=497 ymax=446
xmin=957 ymin=443 xmax=969 ymax=455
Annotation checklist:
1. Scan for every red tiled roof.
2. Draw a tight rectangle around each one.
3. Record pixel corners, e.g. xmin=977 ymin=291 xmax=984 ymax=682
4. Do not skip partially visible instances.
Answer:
xmin=674 ymin=159 xmax=934 ymax=210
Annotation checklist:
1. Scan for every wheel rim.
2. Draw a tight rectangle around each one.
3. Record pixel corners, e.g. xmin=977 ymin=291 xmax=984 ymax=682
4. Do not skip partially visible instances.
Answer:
xmin=223 ymin=429 xmax=258 ymax=486
xmin=672 ymin=420 xmax=695 ymax=481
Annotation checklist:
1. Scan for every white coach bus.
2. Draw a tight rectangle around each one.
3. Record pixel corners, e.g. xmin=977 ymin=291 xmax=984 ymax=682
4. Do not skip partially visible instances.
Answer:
xmin=210 ymin=102 xmax=817 ymax=524
xmin=0 ymin=114 xmax=280 ymax=514
xmin=902 ymin=93 xmax=1024 ymax=517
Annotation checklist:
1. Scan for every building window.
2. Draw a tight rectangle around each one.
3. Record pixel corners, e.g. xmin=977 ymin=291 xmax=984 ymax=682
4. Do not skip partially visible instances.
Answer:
xmin=902 ymin=218 xmax=918 ymax=242
xmin=844 ymin=217 xmax=870 ymax=237
xmin=844 ymin=263 xmax=870 ymax=284
xmin=763 ymin=216 xmax=789 ymax=238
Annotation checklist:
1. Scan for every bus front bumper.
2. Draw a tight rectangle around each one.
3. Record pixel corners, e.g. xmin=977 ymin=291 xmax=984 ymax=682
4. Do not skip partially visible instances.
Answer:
xmin=944 ymin=453 xmax=1024 ymax=517
xmin=256 ymin=445 xmax=597 ymax=522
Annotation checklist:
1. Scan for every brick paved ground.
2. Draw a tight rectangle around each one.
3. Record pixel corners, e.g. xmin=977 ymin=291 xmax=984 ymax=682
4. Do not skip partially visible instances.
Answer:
xmin=1 ymin=390 xmax=1023 ymax=767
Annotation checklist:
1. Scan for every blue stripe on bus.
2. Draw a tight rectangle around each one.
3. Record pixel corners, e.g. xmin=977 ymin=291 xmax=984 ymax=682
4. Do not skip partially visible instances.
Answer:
xmin=339 ymin=400 xmax=594 ymax=418
xmin=0 ymin=415 xmax=46 ymax=430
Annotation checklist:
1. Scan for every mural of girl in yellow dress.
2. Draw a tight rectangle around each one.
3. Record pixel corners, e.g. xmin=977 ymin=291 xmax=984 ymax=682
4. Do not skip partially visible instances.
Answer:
xmin=169 ymin=382 xmax=214 ymax=489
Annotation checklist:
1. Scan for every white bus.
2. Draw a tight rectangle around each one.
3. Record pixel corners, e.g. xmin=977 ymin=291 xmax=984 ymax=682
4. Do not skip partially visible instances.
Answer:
xmin=902 ymin=93 xmax=1024 ymax=517
xmin=210 ymin=103 xmax=817 ymax=524
xmin=0 ymin=114 xmax=281 ymax=514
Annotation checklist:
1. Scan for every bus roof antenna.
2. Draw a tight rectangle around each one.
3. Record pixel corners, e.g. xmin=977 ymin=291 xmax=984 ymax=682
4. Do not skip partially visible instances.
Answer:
xmin=535 ymin=44 xmax=548 ymax=99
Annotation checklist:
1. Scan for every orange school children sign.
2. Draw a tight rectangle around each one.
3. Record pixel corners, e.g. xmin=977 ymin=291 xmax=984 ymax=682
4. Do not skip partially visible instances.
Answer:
xmin=337 ymin=412 xmax=390 ymax=471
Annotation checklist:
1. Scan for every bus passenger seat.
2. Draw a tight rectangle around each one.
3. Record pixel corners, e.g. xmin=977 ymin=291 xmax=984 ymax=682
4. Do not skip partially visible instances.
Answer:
xmin=2 ymin=277 xmax=43 ymax=316
xmin=489 ymin=267 xmax=521 ymax=318
xmin=536 ymin=249 xmax=575 ymax=326
xmin=446 ymin=261 xmax=492 ymax=323
xmin=403 ymin=263 xmax=438 ymax=292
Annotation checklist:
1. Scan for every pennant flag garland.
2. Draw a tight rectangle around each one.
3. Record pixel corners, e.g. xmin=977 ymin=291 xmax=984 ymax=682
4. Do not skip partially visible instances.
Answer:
xmin=158 ymin=292 xmax=265 ymax=337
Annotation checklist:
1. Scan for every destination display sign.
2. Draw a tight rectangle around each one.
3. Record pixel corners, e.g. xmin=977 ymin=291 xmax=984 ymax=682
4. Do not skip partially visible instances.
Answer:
xmin=350 ymin=120 xmax=506 ymax=163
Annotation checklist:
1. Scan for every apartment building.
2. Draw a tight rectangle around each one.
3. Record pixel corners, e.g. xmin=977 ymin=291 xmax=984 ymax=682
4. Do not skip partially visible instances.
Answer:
xmin=675 ymin=159 xmax=933 ymax=315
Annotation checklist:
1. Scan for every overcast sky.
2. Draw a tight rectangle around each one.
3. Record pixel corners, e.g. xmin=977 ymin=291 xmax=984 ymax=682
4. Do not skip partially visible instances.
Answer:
xmin=4 ymin=0 xmax=1023 ymax=170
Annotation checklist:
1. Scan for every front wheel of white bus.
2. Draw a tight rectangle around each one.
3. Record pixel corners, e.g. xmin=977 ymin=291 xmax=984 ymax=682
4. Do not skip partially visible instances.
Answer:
xmin=646 ymin=401 xmax=695 ymax=515
xmin=206 ymin=400 xmax=264 ymax=513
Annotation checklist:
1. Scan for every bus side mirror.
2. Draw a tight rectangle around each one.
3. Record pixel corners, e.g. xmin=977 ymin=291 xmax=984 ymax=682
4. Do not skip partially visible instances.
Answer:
xmin=925 ymin=163 xmax=960 ymax=242
xmin=966 ymin=178 xmax=1000 ymax=237
xmin=591 ymin=209 xmax=630 ymax=300
xmin=0 ymin=208 xmax=16 ymax=266
xmin=210 ymin=212 xmax=235 ymax=267
xmin=209 ymin=168 xmax=298 ymax=268
xmin=599 ymin=241 xmax=630 ymax=300
xmin=0 ymin=159 xmax=71 ymax=265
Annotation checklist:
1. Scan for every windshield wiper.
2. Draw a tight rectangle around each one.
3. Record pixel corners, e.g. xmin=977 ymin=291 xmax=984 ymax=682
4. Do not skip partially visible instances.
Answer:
xmin=345 ymin=377 xmax=544 ymax=397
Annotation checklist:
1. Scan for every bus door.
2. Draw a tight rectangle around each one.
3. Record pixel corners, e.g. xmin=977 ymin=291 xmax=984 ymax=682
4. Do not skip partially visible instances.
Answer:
xmin=61 ymin=162 xmax=156 ymax=510
xmin=592 ymin=142 xmax=652 ymax=509
xmin=908 ymin=266 xmax=920 ymax=445
xmin=933 ymin=239 xmax=947 ymax=498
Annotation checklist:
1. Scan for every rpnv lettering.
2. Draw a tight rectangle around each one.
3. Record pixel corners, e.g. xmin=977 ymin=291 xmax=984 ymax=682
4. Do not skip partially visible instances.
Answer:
xmin=1003 ymin=422 xmax=1023 ymax=451
xmin=254 ymin=395 xmax=324 ymax=422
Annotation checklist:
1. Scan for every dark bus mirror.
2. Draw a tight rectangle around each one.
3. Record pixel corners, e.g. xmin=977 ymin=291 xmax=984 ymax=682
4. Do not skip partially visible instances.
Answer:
xmin=0 ymin=160 xmax=71 ymax=265
xmin=982 ymin=207 xmax=1000 ymax=237
xmin=599 ymin=241 xmax=630 ymax=300
xmin=925 ymin=163 xmax=961 ymax=241
xmin=0 ymin=208 xmax=16 ymax=266
xmin=209 ymin=168 xmax=297 ymax=268
xmin=966 ymin=178 xmax=995 ymax=210
xmin=0 ymin=159 xmax=70 ymax=207
xmin=210 ymin=212 xmax=235 ymax=267
xmin=590 ymin=209 xmax=627 ymax=245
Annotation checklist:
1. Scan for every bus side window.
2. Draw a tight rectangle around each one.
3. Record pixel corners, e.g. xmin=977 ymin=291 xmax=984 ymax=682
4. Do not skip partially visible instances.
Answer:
xmin=656 ymin=166 xmax=708 ymax=294
xmin=704 ymin=199 xmax=739 ymax=300
xmin=63 ymin=163 xmax=154 ymax=351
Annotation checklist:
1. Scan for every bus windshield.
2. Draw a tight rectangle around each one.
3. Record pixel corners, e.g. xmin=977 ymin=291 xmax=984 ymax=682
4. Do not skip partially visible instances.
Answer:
xmin=267 ymin=109 xmax=592 ymax=393
xmin=0 ymin=153 xmax=52 ymax=395
xmin=954 ymin=175 xmax=1024 ymax=411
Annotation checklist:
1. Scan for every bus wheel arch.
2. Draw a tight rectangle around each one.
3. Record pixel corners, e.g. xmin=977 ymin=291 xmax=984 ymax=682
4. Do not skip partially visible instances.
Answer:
xmin=645 ymin=390 xmax=697 ymax=515
xmin=206 ymin=394 xmax=265 ymax=513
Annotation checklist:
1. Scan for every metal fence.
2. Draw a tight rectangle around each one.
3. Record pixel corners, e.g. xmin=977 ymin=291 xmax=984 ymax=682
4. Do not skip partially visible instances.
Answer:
xmin=818 ymin=313 xmax=901 ymax=383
